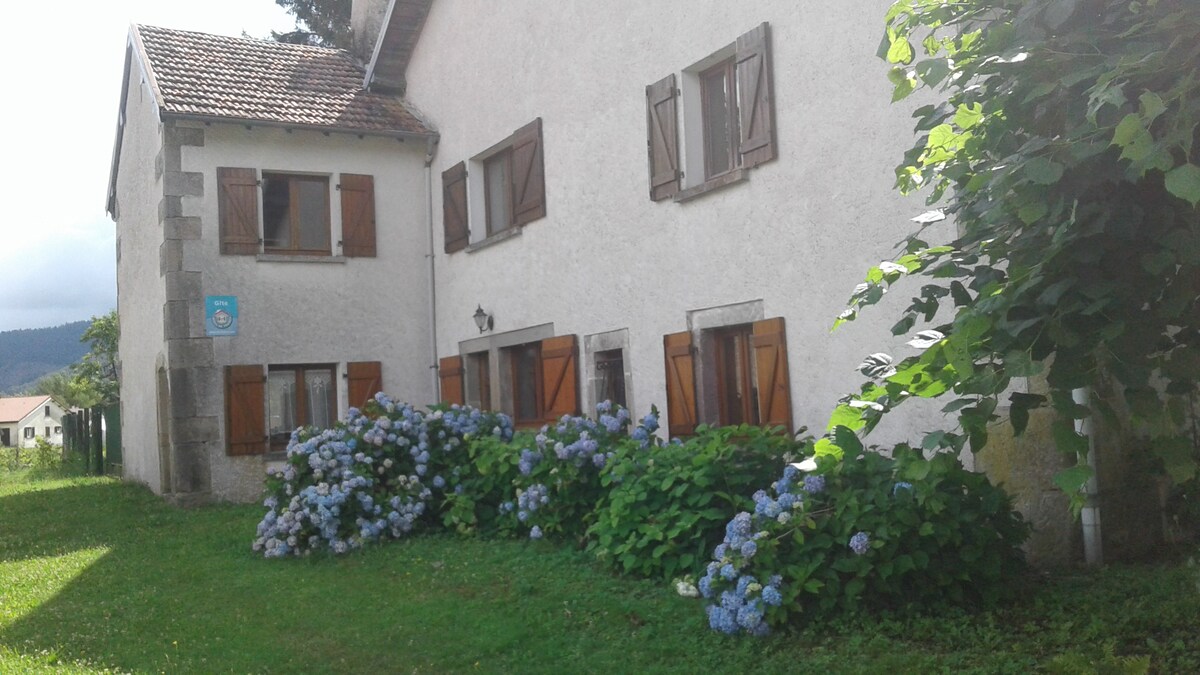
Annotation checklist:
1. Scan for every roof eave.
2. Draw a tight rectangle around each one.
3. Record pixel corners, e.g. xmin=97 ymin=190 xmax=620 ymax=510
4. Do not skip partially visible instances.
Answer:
xmin=160 ymin=111 xmax=435 ymax=142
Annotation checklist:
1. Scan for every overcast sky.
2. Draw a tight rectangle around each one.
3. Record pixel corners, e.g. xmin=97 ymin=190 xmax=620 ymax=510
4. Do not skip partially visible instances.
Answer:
xmin=0 ymin=1 xmax=297 ymax=332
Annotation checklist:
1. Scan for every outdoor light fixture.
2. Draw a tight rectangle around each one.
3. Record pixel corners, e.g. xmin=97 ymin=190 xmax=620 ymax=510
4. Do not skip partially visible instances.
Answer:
xmin=473 ymin=305 xmax=493 ymax=333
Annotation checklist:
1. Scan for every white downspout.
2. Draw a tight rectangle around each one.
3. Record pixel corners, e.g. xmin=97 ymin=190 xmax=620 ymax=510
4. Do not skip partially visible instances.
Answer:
xmin=1073 ymin=386 xmax=1103 ymax=566
xmin=425 ymin=135 xmax=440 ymax=401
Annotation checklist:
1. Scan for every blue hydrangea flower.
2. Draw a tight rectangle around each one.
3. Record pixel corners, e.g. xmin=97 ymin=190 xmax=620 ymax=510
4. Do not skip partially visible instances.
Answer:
xmin=802 ymin=474 xmax=826 ymax=494
xmin=740 ymin=540 xmax=758 ymax=558
xmin=893 ymin=481 xmax=913 ymax=495
xmin=529 ymin=526 xmax=543 ymax=540
xmin=849 ymin=531 xmax=870 ymax=555
xmin=762 ymin=585 xmax=782 ymax=606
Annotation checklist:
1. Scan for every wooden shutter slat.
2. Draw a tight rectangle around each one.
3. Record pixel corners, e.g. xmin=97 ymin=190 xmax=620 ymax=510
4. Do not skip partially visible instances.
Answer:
xmin=751 ymin=317 xmax=793 ymax=432
xmin=439 ymin=355 xmax=465 ymax=406
xmin=347 ymin=361 xmax=382 ymax=410
xmin=218 ymin=167 xmax=260 ymax=255
xmin=511 ymin=118 xmax=546 ymax=226
xmin=339 ymin=174 xmax=376 ymax=257
xmin=442 ymin=162 xmax=470 ymax=253
xmin=226 ymin=364 xmax=266 ymax=456
xmin=540 ymin=335 xmax=579 ymax=422
xmin=736 ymin=22 xmax=776 ymax=169
xmin=646 ymin=73 xmax=680 ymax=201
xmin=663 ymin=331 xmax=697 ymax=437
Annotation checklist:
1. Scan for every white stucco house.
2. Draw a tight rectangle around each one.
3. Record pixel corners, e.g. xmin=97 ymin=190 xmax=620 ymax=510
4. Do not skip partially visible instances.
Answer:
xmin=0 ymin=395 xmax=66 ymax=449
xmin=107 ymin=0 xmax=950 ymax=503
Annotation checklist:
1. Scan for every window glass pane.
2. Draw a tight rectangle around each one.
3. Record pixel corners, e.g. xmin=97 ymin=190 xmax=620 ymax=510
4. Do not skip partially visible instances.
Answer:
xmin=262 ymin=176 xmax=292 ymax=250
xmin=594 ymin=349 xmax=626 ymax=409
xmin=268 ymin=370 xmax=297 ymax=440
xmin=296 ymin=178 xmax=329 ymax=251
xmin=512 ymin=343 xmax=539 ymax=421
xmin=305 ymin=369 xmax=335 ymax=430
xmin=467 ymin=352 xmax=491 ymax=410
xmin=485 ymin=153 xmax=512 ymax=235
xmin=715 ymin=326 xmax=758 ymax=426
xmin=702 ymin=66 xmax=734 ymax=177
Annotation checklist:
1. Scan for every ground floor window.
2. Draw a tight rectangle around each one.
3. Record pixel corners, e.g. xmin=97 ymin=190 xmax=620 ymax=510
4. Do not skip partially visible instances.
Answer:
xmin=593 ymin=348 xmax=627 ymax=410
xmin=267 ymin=365 xmax=336 ymax=450
xmin=505 ymin=342 xmax=543 ymax=426
xmin=712 ymin=324 xmax=759 ymax=426
xmin=24 ymin=427 xmax=34 ymax=439
xmin=465 ymin=351 xmax=492 ymax=411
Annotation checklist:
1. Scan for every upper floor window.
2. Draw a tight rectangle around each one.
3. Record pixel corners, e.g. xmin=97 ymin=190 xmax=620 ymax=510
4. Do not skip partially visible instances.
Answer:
xmin=262 ymin=173 xmax=331 ymax=255
xmin=441 ymin=118 xmax=546 ymax=253
xmin=646 ymin=22 xmax=776 ymax=201
xmin=217 ymin=168 xmax=376 ymax=258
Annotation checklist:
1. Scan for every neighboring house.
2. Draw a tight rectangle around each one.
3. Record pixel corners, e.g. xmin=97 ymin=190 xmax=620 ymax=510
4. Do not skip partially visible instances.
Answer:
xmin=107 ymin=1 xmax=950 ymax=503
xmin=0 ymin=395 xmax=66 ymax=449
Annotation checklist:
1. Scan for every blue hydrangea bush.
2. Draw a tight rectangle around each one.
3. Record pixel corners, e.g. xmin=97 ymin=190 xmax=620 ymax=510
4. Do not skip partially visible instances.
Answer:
xmin=700 ymin=434 xmax=1029 ymax=635
xmin=253 ymin=395 xmax=513 ymax=557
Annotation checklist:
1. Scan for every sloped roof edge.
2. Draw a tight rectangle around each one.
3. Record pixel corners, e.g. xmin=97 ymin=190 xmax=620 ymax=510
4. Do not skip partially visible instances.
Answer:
xmin=364 ymin=0 xmax=433 ymax=93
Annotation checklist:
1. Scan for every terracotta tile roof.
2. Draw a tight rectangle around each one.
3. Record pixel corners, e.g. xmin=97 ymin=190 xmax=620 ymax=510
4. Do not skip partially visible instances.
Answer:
xmin=0 ymin=396 xmax=51 ymax=424
xmin=133 ymin=24 xmax=431 ymax=136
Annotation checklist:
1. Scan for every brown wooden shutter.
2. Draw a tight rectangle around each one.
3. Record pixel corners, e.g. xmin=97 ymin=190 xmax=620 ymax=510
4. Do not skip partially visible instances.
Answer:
xmin=347 ymin=361 xmax=382 ymax=410
xmin=439 ymin=355 xmax=465 ymax=406
xmin=339 ymin=174 xmax=376 ymax=257
xmin=442 ymin=162 xmax=470 ymax=253
xmin=511 ymin=118 xmax=546 ymax=226
xmin=540 ymin=335 xmax=579 ymax=422
xmin=646 ymin=74 xmax=680 ymax=201
xmin=663 ymin=331 xmax=697 ymax=437
xmin=218 ymin=167 xmax=260 ymax=255
xmin=751 ymin=317 xmax=793 ymax=432
xmin=225 ymin=365 xmax=266 ymax=456
xmin=736 ymin=23 xmax=777 ymax=169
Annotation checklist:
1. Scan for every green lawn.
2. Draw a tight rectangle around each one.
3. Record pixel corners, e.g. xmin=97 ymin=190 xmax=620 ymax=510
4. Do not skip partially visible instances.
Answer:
xmin=1 ymin=471 xmax=1197 ymax=674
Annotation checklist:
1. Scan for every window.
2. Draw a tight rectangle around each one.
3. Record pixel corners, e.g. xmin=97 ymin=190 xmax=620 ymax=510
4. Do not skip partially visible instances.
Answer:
xmin=262 ymin=173 xmax=331 ymax=255
xmin=465 ymin=351 xmax=492 ymax=410
xmin=54 ymin=426 xmax=62 ymax=435
xmin=225 ymin=361 xmax=381 ymax=456
xmin=44 ymin=405 xmax=51 ymax=416
xmin=663 ymin=316 xmax=792 ymax=437
xmin=593 ymin=349 xmax=627 ymax=410
xmin=442 ymin=118 xmax=546 ymax=251
xmin=24 ymin=427 xmax=34 ymax=439
xmin=45 ymin=426 xmax=51 ymax=438
xmin=267 ymin=366 xmax=336 ymax=450
xmin=506 ymin=342 xmax=543 ymax=425
xmin=646 ymin=22 xmax=776 ymax=201
xmin=217 ymin=168 xmax=376 ymax=257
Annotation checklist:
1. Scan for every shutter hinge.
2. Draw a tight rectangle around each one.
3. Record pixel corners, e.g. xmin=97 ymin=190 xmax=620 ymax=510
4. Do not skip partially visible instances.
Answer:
xmin=335 ymin=184 xmax=342 ymax=191
xmin=255 ymin=180 xmax=262 ymax=187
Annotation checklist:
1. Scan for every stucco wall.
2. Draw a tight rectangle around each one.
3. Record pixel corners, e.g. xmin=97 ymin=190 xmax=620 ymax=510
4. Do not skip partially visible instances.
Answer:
xmin=115 ymin=55 xmax=168 ymax=492
xmin=178 ymin=124 xmax=433 ymax=500
xmin=405 ymin=1 xmax=950 ymax=443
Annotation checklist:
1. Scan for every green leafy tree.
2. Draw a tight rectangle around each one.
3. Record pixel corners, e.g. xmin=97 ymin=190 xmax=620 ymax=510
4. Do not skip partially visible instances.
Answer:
xmin=29 ymin=370 xmax=96 ymax=410
xmin=272 ymin=0 xmax=351 ymax=49
xmin=829 ymin=1 xmax=1200 ymax=502
xmin=72 ymin=311 xmax=119 ymax=407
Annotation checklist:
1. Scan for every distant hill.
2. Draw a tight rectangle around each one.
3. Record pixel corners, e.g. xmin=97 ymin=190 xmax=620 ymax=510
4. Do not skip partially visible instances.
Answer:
xmin=0 ymin=321 xmax=90 ymax=394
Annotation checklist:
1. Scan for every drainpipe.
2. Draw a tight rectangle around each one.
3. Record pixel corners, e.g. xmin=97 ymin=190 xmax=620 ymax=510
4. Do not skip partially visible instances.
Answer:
xmin=424 ymin=135 xmax=441 ymax=402
xmin=1073 ymin=386 xmax=1103 ymax=566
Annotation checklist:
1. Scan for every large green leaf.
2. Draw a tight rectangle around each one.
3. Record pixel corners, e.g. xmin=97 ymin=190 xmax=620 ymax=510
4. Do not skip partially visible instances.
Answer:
xmin=1164 ymin=163 xmax=1200 ymax=206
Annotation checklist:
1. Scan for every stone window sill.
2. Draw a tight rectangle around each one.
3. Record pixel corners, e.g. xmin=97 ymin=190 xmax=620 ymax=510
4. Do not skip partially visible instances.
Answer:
xmin=674 ymin=168 xmax=750 ymax=203
xmin=256 ymin=254 xmax=347 ymax=264
xmin=466 ymin=226 xmax=523 ymax=253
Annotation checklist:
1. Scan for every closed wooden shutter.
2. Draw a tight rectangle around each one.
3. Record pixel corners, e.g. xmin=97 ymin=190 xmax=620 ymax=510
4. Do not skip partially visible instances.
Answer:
xmin=439 ymin=355 xmax=465 ymax=406
xmin=442 ymin=162 xmax=470 ymax=253
xmin=663 ymin=331 xmax=697 ymax=437
xmin=339 ymin=174 xmax=376 ymax=257
xmin=511 ymin=118 xmax=546 ymax=226
xmin=751 ymin=317 xmax=793 ymax=432
xmin=646 ymin=73 xmax=680 ymax=201
xmin=347 ymin=361 xmax=382 ymax=410
xmin=218 ymin=167 xmax=260 ymax=255
xmin=736 ymin=23 xmax=777 ymax=169
xmin=226 ymin=364 xmax=266 ymax=456
xmin=540 ymin=335 xmax=579 ymax=422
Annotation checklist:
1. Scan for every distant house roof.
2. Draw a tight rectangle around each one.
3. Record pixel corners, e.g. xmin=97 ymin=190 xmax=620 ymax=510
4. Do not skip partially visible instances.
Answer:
xmin=0 ymin=395 xmax=52 ymax=424
xmin=132 ymin=24 xmax=432 ymax=136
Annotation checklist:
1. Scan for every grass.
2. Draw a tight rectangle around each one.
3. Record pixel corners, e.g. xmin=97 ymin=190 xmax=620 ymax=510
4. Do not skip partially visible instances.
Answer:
xmin=1 ymin=470 xmax=1197 ymax=674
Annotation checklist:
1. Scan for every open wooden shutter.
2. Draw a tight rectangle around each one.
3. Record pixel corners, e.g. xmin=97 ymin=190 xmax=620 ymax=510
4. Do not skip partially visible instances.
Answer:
xmin=736 ymin=23 xmax=776 ymax=169
xmin=540 ymin=335 xmax=579 ymax=422
xmin=339 ymin=174 xmax=376 ymax=257
xmin=511 ymin=118 xmax=546 ymax=226
xmin=217 ymin=167 xmax=260 ymax=255
xmin=751 ymin=317 xmax=793 ymax=432
xmin=439 ymin=355 xmax=465 ymax=406
xmin=663 ymin=331 xmax=697 ymax=437
xmin=347 ymin=361 xmax=382 ymax=410
xmin=442 ymin=162 xmax=470 ymax=253
xmin=225 ymin=365 xmax=266 ymax=456
xmin=646 ymin=74 xmax=680 ymax=201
